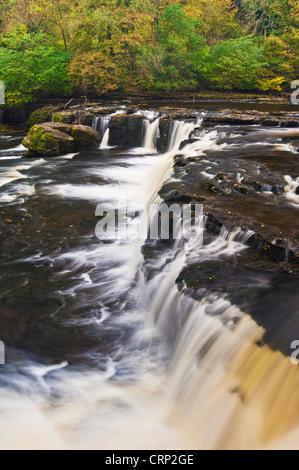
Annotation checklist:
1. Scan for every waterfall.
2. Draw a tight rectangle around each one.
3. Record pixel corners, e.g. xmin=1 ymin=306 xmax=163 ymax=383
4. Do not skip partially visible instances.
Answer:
xmin=142 ymin=222 xmax=299 ymax=449
xmin=93 ymin=110 xmax=127 ymax=150
xmin=92 ymin=116 xmax=100 ymax=132
xmin=284 ymin=175 xmax=299 ymax=207
xmin=142 ymin=118 xmax=160 ymax=151
xmin=137 ymin=110 xmax=160 ymax=121
xmin=98 ymin=116 xmax=110 ymax=149
xmin=168 ymin=119 xmax=202 ymax=153
xmin=2 ymin=107 xmax=299 ymax=451
xmin=163 ymin=291 xmax=299 ymax=449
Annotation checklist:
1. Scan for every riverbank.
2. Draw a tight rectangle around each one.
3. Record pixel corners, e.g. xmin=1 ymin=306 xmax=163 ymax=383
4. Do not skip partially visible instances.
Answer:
xmin=1 ymin=91 xmax=295 ymax=126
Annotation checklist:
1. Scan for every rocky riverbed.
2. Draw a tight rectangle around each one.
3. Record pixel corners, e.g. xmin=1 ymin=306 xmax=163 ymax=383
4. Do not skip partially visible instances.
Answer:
xmin=0 ymin=98 xmax=299 ymax=449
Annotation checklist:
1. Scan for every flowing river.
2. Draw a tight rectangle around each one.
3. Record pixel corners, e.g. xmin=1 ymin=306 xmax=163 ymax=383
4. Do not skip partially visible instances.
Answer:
xmin=0 ymin=101 xmax=299 ymax=449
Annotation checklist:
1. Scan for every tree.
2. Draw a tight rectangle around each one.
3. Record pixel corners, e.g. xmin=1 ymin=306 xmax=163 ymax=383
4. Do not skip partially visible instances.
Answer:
xmin=209 ymin=37 xmax=266 ymax=90
xmin=0 ymin=29 xmax=71 ymax=106
xmin=140 ymin=4 xmax=210 ymax=91
xmin=184 ymin=0 xmax=238 ymax=44
xmin=68 ymin=51 xmax=121 ymax=95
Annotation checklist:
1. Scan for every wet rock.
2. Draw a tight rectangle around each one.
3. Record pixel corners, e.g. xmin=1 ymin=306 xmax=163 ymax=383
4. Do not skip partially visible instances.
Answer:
xmin=233 ymin=184 xmax=250 ymax=194
xmin=161 ymin=189 xmax=206 ymax=204
xmin=26 ymin=105 xmax=63 ymax=127
xmin=203 ymin=114 xmax=261 ymax=127
xmin=89 ymin=106 xmax=123 ymax=115
xmin=199 ymin=181 xmax=225 ymax=195
xmin=205 ymin=214 xmax=223 ymax=235
xmin=158 ymin=152 xmax=299 ymax=267
xmin=52 ymin=110 xmax=79 ymax=124
xmin=179 ymin=138 xmax=199 ymax=150
xmin=156 ymin=117 xmax=172 ymax=153
xmin=109 ymin=114 xmax=147 ymax=148
xmin=52 ymin=109 xmax=94 ymax=127
xmin=174 ymin=155 xmax=199 ymax=168
xmin=240 ymin=177 xmax=284 ymax=195
xmin=158 ymin=108 xmax=198 ymax=120
xmin=22 ymin=122 xmax=101 ymax=157
xmin=280 ymin=120 xmax=299 ymax=128
xmin=262 ymin=119 xmax=280 ymax=127
xmin=70 ymin=125 xmax=101 ymax=150
xmin=202 ymin=112 xmax=299 ymax=128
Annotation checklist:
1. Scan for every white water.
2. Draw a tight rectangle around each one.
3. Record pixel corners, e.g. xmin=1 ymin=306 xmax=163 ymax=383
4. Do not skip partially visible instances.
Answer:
xmin=0 ymin=158 xmax=45 ymax=188
xmin=1 ymin=114 xmax=299 ymax=450
xmin=168 ymin=119 xmax=202 ymax=152
xmin=284 ymin=175 xmax=299 ymax=207
xmin=142 ymin=118 xmax=160 ymax=151
xmin=137 ymin=110 xmax=160 ymax=121
xmin=93 ymin=111 xmax=127 ymax=150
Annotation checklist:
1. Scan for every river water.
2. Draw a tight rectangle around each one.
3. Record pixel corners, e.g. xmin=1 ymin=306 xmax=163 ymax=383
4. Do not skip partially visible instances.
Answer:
xmin=0 ymin=101 xmax=299 ymax=450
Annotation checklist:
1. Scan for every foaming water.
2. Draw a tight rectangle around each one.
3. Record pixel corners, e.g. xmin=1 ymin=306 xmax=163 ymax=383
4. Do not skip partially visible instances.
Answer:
xmin=142 ymin=118 xmax=160 ymax=151
xmin=93 ymin=110 xmax=127 ymax=150
xmin=0 ymin=112 xmax=299 ymax=450
xmin=168 ymin=119 xmax=202 ymax=152
xmin=164 ymin=295 xmax=299 ymax=450
xmin=284 ymin=175 xmax=299 ymax=207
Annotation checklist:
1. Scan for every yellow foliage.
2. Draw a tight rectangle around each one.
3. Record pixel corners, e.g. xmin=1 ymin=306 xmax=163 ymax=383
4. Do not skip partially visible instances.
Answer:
xmin=258 ymin=77 xmax=286 ymax=92
xmin=68 ymin=51 xmax=121 ymax=94
xmin=183 ymin=0 xmax=238 ymax=43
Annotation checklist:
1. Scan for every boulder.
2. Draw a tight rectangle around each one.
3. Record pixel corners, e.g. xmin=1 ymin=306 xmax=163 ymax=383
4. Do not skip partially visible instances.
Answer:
xmin=156 ymin=117 xmax=172 ymax=153
xmin=27 ymin=106 xmax=99 ymax=128
xmin=22 ymin=122 xmax=101 ymax=157
xmin=109 ymin=114 xmax=147 ymax=147
xmin=26 ymin=105 xmax=63 ymax=127
xmin=52 ymin=109 xmax=94 ymax=127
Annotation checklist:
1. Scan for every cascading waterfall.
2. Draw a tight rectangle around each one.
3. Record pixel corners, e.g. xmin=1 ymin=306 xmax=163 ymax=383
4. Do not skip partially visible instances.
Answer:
xmin=284 ymin=175 xmax=299 ymax=207
xmin=135 ymin=119 xmax=299 ymax=449
xmin=100 ymin=117 xmax=111 ymax=149
xmin=164 ymin=293 xmax=299 ymax=450
xmin=1 ymin=110 xmax=299 ymax=450
xmin=142 ymin=118 xmax=161 ymax=151
xmin=92 ymin=116 xmax=100 ymax=132
xmin=137 ymin=110 xmax=160 ymax=121
xmin=168 ymin=119 xmax=202 ymax=152
xmin=93 ymin=110 xmax=127 ymax=150
xmin=142 ymin=221 xmax=299 ymax=449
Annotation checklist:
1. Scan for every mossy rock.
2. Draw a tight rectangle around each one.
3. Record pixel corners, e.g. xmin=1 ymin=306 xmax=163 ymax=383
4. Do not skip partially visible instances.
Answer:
xmin=22 ymin=122 xmax=101 ymax=157
xmin=52 ymin=110 xmax=78 ymax=124
xmin=70 ymin=125 xmax=101 ymax=149
xmin=52 ymin=110 xmax=94 ymax=127
xmin=23 ymin=124 xmax=75 ymax=156
xmin=26 ymin=106 xmax=61 ymax=127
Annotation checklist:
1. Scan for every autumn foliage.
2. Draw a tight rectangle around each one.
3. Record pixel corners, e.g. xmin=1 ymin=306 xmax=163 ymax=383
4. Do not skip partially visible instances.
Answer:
xmin=0 ymin=0 xmax=298 ymax=105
